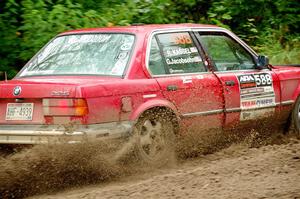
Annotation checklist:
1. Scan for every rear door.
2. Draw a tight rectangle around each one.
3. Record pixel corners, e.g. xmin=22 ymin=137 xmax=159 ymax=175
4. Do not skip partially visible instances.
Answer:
xmin=194 ymin=31 xmax=281 ymax=128
xmin=147 ymin=31 xmax=224 ymax=130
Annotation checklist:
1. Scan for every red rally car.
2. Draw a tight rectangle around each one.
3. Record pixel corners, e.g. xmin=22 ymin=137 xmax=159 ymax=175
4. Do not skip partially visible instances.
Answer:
xmin=0 ymin=24 xmax=299 ymax=161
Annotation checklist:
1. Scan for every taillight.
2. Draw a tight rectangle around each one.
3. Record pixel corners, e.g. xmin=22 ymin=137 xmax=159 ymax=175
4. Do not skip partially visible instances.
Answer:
xmin=43 ymin=99 xmax=88 ymax=116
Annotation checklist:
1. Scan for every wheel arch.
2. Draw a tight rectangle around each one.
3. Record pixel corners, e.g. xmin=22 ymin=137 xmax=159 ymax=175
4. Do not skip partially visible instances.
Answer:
xmin=130 ymin=99 xmax=180 ymax=133
xmin=292 ymin=93 xmax=300 ymax=133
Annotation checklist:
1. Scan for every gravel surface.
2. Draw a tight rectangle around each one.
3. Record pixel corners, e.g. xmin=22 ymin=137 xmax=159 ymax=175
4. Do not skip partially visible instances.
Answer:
xmin=1 ymin=130 xmax=299 ymax=199
xmin=33 ymin=138 xmax=300 ymax=199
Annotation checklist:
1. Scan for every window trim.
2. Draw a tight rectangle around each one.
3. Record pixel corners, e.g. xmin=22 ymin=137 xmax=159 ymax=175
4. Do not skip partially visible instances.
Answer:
xmin=195 ymin=32 xmax=257 ymax=72
xmin=192 ymin=28 xmax=258 ymax=56
xmin=193 ymin=29 xmax=262 ymax=72
xmin=213 ymin=68 xmax=271 ymax=74
xmin=153 ymin=34 xmax=170 ymax=74
xmin=146 ymin=29 xmax=209 ymax=78
xmin=149 ymin=71 xmax=212 ymax=77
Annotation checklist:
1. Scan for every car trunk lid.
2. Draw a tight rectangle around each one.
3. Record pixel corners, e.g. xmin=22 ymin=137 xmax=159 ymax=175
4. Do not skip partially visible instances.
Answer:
xmin=0 ymin=76 xmax=118 ymax=125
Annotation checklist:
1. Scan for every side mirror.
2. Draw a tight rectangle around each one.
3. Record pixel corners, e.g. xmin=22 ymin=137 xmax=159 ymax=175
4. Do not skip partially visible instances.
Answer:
xmin=0 ymin=71 xmax=7 ymax=81
xmin=256 ymin=55 xmax=269 ymax=70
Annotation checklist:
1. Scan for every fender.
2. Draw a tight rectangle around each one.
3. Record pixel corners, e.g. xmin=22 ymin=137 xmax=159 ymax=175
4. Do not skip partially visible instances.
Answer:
xmin=130 ymin=98 xmax=179 ymax=121
xmin=289 ymin=67 xmax=300 ymax=101
xmin=292 ymin=83 xmax=300 ymax=102
xmin=273 ymin=65 xmax=300 ymax=103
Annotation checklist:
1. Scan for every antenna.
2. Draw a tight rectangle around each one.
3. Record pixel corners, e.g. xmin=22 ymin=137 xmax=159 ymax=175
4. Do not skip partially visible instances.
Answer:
xmin=131 ymin=23 xmax=144 ymax=26
xmin=0 ymin=71 xmax=8 ymax=82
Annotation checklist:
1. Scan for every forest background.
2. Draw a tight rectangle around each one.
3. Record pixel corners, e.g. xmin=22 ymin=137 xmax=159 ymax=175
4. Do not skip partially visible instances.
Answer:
xmin=0 ymin=0 xmax=299 ymax=79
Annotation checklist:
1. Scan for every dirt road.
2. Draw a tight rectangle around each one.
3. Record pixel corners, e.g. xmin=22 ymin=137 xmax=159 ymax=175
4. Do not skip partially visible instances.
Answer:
xmin=31 ymin=137 xmax=300 ymax=199
xmin=1 ymin=130 xmax=300 ymax=199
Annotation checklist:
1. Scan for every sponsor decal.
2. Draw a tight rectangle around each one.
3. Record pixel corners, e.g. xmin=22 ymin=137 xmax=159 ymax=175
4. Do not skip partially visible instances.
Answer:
xmin=181 ymin=76 xmax=193 ymax=84
xmin=174 ymin=35 xmax=192 ymax=45
xmin=143 ymin=94 xmax=157 ymax=99
xmin=237 ymin=73 xmax=275 ymax=120
xmin=240 ymin=108 xmax=274 ymax=121
xmin=240 ymin=82 xmax=256 ymax=89
xmin=116 ymin=52 xmax=128 ymax=60
xmin=238 ymin=73 xmax=272 ymax=88
xmin=241 ymin=98 xmax=275 ymax=108
xmin=165 ymin=47 xmax=198 ymax=57
xmin=120 ymin=43 xmax=132 ymax=51
xmin=241 ymin=100 xmax=256 ymax=108
xmin=240 ymin=87 xmax=264 ymax=95
xmin=196 ymin=75 xmax=204 ymax=79
xmin=166 ymin=56 xmax=202 ymax=65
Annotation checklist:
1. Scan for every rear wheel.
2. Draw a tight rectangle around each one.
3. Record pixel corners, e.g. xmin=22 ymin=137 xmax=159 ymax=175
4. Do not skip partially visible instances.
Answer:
xmin=292 ymin=96 xmax=300 ymax=134
xmin=133 ymin=109 xmax=176 ymax=166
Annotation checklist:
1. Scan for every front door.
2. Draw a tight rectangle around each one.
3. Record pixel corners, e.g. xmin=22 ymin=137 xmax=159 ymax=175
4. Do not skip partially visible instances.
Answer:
xmin=195 ymin=31 xmax=281 ymax=128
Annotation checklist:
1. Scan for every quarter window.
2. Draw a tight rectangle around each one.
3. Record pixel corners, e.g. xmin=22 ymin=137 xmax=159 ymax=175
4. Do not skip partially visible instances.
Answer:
xmin=148 ymin=32 xmax=206 ymax=75
xmin=149 ymin=38 xmax=166 ymax=75
xmin=198 ymin=33 xmax=256 ymax=71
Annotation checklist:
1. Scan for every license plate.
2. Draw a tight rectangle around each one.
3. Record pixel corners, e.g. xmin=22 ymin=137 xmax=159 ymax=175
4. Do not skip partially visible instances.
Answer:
xmin=6 ymin=103 xmax=34 ymax=120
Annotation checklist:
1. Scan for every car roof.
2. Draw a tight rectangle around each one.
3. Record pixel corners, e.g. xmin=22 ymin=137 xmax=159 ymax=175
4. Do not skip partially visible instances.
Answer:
xmin=59 ymin=23 xmax=220 ymax=35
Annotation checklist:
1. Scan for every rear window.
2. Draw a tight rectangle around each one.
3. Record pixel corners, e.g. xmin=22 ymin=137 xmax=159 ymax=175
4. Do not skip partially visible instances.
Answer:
xmin=19 ymin=33 xmax=135 ymax=77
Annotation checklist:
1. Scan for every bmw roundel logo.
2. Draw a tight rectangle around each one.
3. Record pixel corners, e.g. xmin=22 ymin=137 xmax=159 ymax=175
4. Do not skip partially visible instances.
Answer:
xmin=13 ymin=86 xmax=22 ymax=96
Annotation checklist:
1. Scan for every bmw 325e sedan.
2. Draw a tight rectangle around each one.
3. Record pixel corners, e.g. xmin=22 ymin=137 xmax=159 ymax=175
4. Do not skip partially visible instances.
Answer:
xmin=0 ymin=24 xmax=299 ymax=162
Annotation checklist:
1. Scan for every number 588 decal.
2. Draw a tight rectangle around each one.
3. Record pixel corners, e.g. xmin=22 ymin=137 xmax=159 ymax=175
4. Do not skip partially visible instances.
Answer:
xmin=238 ymin=73 xmax=273 ymax=88
xmin=253 ymin=73 xmax=272 ymax=86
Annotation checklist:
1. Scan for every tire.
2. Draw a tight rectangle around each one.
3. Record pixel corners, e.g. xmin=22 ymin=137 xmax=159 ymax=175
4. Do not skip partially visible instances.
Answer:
xmin=133 ymin=109 xmax=176 ymax=166
xmin=292 ymin=96 xmax=300 ymax=134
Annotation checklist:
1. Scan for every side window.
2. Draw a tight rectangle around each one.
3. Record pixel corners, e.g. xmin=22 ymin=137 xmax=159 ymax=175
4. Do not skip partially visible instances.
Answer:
xmin=199 ymin=33 xmax=256 ymax=71
xmin=148 ymin=32 xmax=206 ymax=75
xmin=149 ymin=38 xmax=166 ymax=75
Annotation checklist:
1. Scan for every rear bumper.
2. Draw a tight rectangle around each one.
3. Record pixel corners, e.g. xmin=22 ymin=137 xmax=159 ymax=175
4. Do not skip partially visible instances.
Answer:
xmin=0 ymin=122 xmax=133 ymax=144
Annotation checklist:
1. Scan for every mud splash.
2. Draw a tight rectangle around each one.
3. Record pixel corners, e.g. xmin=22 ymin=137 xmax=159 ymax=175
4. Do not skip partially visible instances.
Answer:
xmin=0 ymin=140 xmax=135 ymax=198
xmin=0 ymin=127 xmax=297 ymax=198
xmin=175 ymin=126 xmax=296 ymax=159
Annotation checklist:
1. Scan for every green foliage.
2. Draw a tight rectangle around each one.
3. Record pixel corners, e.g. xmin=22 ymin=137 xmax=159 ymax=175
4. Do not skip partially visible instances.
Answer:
xmin=0 ymin=0 xmax=22 ymax=79
xmin=207 ymin=0 xmax=300 ymax=65
xmin=255 ymin=29 xmax=300 ymax=64
xmin=0 ymin=0 xmax=299 ymax=79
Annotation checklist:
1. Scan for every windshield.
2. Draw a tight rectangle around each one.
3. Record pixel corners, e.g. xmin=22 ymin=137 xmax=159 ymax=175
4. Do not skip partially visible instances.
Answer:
xmin=19 ymin=33 xmax=135 ymax=77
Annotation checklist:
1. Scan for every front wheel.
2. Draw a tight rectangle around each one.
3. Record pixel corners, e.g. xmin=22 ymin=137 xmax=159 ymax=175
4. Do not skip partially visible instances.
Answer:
xmin=133 ymin=109 xmax=176 ymax=166
xmin=292 ymin=96 xmax=300 ymax=134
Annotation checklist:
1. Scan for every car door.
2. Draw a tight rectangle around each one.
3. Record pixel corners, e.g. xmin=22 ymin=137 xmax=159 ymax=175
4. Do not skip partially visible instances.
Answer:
xmin=147 ymin=31 xmax=224 ymax=130
xmin=194 ymin=31 xmax=281 ymax=128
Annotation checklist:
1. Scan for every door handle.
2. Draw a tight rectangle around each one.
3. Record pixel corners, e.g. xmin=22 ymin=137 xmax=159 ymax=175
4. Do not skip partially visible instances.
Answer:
xmin=225 ymin=80 xmax=235 ymax=86
xmin=167 ymin=85 xmax=178 ymax=91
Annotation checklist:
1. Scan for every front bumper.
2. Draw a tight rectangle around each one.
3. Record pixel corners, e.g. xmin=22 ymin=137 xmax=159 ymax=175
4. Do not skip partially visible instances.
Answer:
xmin=0 ymin=122 xmax=133 ymax=144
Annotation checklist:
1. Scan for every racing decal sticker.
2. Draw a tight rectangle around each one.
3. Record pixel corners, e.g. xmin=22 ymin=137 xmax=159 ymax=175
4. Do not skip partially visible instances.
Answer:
xmin=181 ymin=76 xmax=193 ymax=84
xmin=240 ymin=108 xmax=274 ymax=121
xmin=164 ymin=47 xmax=202 ymax=65
xmin=120 ymin=43 xmax=132 ymax=51
xmin=166 ymin=56 xmax=202 ymax=65
xmin=174 ymin=34 xmax=192 ymax=45
xmin=165 ymin=47 xmax=198 ymax=57
xmin=237 ymin=73 xmax=276 ymax=120
xmin=196 ymin=75 xmax=204 ymax=79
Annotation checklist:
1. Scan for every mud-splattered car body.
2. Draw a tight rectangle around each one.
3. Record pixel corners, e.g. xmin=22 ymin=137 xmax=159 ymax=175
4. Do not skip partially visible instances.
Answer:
xmin=0 ymin=24 xmax=299 ymax=144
